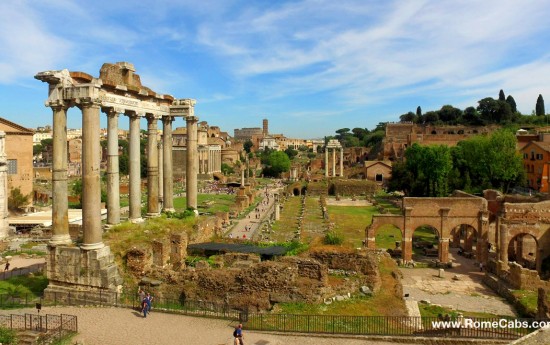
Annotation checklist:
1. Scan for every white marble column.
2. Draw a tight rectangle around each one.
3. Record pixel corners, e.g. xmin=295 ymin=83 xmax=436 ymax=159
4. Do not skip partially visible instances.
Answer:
xmin=340 ymin=148 xmax=344 ymax=177
xmin=50 ymin=104 xmax=72 ymax=245
xmin=162 ymin=116 xmax=174 ymax=212
xmin=325 ymin=148 xmax=329 ymax=177
xmin=128 ymin=112 xmax=143 ymax=222
xmin=80 ymin=99 xmax=104 ymax=250
xmin=332 ymin=148 xmax=336 ymax=177
xmin=146 ymin=114 xmax=159 ymax=217
xmin=157 ymin=136 xmax=163 ymax=211
xmin=0 ymin=132 xmax=8 ymax=239
xmin=105 ymin=108 xmax=120 ymax=225
xmin=186 ymin=116 xmax=198 ymax=210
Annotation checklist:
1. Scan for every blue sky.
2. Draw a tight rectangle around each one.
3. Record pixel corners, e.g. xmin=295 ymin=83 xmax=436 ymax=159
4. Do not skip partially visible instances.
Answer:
xmin=1 ymin=0 xmax=550 ymax=138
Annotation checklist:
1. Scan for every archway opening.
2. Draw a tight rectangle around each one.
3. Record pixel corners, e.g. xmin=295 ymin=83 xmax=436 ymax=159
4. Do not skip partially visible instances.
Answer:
xmin=450 ymin=224 xmax=477 ymax=259
xmin=301 ymin=187 xmax=307 ymax=195
xmin=412 ymin=225 xmax=439 ymax=259
xmin=293 ymin=188 xmax=300 ymax=196
xmin=375 ymin=224 xmax=402 ymax=257
xmin=508 ymin=233 xmax=538 ymax=271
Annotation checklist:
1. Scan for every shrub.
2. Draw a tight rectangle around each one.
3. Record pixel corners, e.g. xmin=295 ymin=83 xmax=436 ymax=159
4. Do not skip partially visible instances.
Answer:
xmin=323 ymin=231 xmax=344 ymax=245
xmin=0 ymin=327 xmax=17 ymax=344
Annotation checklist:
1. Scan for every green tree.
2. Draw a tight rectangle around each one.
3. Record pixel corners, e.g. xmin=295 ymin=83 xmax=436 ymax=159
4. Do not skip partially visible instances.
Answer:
xmin=536 ymin=94 xmax=545 ymax=116
xmin=506 ymin=95 xmax=517 ymax=113
xmin=438 ymin=105 xmax=462 ymax=124
xmin=8 ymin=187 xmax=29 ymax=212
xmin=499 ymin=89 xmax=506 ymax=101
xmin=424 ymin=111 xmax=439 ymax=123
xmin=221 ymin=163 xmax=234 ymax=175
xmin=399 ymin=111 xmax=417 ymax=123
xmin=284 ymin=147 xmax=298 ymax=159
xmin=262 ymin=151 xmax=291 ymax=177
xmin=416 ymin=106 xmax=422 ymax=117
xmin=243 ymin=140 xmax=253 ymax=153
xmin=33 ymin=144 xmax=42 ymax=157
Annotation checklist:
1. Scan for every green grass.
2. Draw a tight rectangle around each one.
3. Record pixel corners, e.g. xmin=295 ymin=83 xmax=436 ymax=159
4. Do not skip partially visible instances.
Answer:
xmin=271 ymin=197 xmax=302 ymax=242
xmin=512 ymin=290 xmax=541 ymax=315
xmin=173 ymin=194 xmax=236 ymax=213
xmin=375 ymin=224 xmax=402 ymax=250
xmin=412 ymin=226 xmax=438 ymax=255
xmin=419 ymin=303 xmax=505 ymax=319
xmin=327 ymin=205 xmax=375 ymax=248
xmin=0 ymin=274 xmax=48 ymax=296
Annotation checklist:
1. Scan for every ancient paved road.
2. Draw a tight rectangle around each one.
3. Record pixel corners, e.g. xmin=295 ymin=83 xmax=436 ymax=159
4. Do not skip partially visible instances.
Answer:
xmin=1 ymin=306 xmax=419 ymax=345
xmin=400 ymin=249 xmax=516 ymax=316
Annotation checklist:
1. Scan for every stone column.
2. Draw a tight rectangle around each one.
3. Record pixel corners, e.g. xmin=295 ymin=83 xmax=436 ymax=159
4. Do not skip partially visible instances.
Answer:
xmin=128 ymin=112 xmax=142 ymax=222
xmin=325 ymin=148 xmax=329 ymax=177
xmin=464 ymin=229 xmax=474 ymax=252
xmin=146 ymin=114 xmax=159 ymax=217
xmin=157 ymin=136 xmax=163 ymax=211
xmin=0 ymin=132 xmax=8 ymax=239
xmin=365 ymin=226 xmax=376 ymax=249
xmin=499 ymin=224 xmax=509 ymax=269
xmin=49 ymin=104 xmax=72 ymax=245
xmin=105 ymin=108 xmax=120 ymax=225
xmin=332 ymin=148 xmax=336 ymax=177
xmin=186 ymin=116 xmax=198 ymax=210
xmin=439 ymin=238 xmax=449 ymax=263
xmin=80 ymin=100 xmax=104 ymax=250
xmin=162 ymin=117 xmax=174 ymax=212
xmin=340 ymin=148 xmax=344 ymax=177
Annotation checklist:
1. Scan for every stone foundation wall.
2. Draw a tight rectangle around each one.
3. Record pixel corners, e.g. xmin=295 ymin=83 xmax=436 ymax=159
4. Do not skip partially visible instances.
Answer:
xmin=331 ymin=180 xmax=379 ymax=196
xmin=502 ymin=262 xmax=550 ymax=290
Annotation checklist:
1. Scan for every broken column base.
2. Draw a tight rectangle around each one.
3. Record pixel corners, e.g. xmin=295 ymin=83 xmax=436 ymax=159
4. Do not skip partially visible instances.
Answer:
xmin=44 ymin=245 xmax=123 ymax=305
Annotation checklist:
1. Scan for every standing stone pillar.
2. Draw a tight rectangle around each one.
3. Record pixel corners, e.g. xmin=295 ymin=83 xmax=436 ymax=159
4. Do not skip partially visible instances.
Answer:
xmin=105 ymin=108 xmax=120 ymax=225
xmin=325 ymin=148 xmax=329 ymax=177
xmin=157 ymin=136 xmax=163 ymax=211
xmin=0 ymin=132 xmax=8 ymax=239
xmin=162 ymin=116 xmax=174 ymax=212
xmin=79 ymin=100 xmax=104 ymax=250
xmin=332 ymin=148 xmax=336 ymax=177
xmin=439 ymin=238 xmax=450 ymax=263
xmin=50 ymin=104 xmax=72 ymax=245
xmin=186 ymin=116 xmax=198 ymax=210
xmin=464 ymin=229 xmax=474 ymax=252
xmin=339 ymin=148 xmax=344 ymax=177
xmin=128 ymin=112 xmax=142 ymax=222
xmin=499 ymin=224 xmax=509 ymax=269
xmin=146 ymin=114 xmax=159 ymax=217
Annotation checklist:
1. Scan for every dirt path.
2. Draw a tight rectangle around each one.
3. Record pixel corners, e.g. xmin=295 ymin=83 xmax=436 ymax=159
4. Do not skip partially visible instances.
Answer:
xmin=1 ymin=307 xmax=418 ymax=345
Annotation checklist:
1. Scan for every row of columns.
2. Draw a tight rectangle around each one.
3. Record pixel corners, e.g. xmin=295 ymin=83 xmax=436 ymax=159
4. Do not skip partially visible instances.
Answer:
xmin=324 ymin=147 xmax=343 ymax=177
xmin=48 ymin=102 xmax=198 ymax=249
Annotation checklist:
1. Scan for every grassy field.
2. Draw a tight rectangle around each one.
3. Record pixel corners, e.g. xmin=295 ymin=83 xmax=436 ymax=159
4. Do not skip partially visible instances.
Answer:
xmin=375 ymin=224 xmax=402 ymax=250
xmin=271 ymin=197 xmax=302 ymax=242
xmin=327 ymin=205 xmax=373 ymax=248
xmin=419 ymin=303 xmax=506 ymax=319
xmin=412 ymin=226 xmax=439 ymax=255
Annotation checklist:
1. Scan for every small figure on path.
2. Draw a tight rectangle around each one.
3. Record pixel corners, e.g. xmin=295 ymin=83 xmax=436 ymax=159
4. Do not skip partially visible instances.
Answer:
xmin=4 ymin=262 xmax=9 ymax=271
xmin=233 ymin=323 xmax=244 ymax=345
xmin=145 ymin=293 xmax=153 ymax=313
xmin=141 ymin=297 xmax=149 ymax=318
xmin=479 ymin=262 xmax=483 ymax=272
xmin=137 ymin=287 xmax=145 ymax=303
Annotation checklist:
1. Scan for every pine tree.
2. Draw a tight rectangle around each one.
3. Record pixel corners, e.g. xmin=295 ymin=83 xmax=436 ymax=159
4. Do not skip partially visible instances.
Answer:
xmin=499 ymin=89 xmax=506 ymax=101
xmin=536 ymin=94 xmax=545 ymax=116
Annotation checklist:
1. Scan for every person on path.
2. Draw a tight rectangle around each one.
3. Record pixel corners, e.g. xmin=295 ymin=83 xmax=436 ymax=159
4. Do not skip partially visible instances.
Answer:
xmin=233 ymin=323 xmax=244 ymax=345
xmin=141 ymin=297 xmax=149 ymax=318
xmin=145 ymin=293 xmax=153 ymax=313
xmin=4 ymin=262 xmax=9 ymax=271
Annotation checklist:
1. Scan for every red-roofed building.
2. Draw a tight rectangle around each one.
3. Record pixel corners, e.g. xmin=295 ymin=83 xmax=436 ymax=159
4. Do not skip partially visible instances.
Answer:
xmin=521 ymin=141 xmax=550 ymax=192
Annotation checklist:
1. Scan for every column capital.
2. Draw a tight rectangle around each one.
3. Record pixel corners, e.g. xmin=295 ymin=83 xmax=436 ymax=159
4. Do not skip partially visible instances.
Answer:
xmin=77 ymin=97 xmax=101 ymax=109
xmin=146 ymin=113 xmax=161 ymax=121
xmin=47 ymin=100 xmax=70 ymax=110
xmin=186 ymin=115 xmax=199 ymax=123
xmin=102 ymin=107 xmax=124 ymax=116
xmin=125 ymin=110 xmax=142 ymax=119
xmin=162 ymin=115 xmax=175 ymax=124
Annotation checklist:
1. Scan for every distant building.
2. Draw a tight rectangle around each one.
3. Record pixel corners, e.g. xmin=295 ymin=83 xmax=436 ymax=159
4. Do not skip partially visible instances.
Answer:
xmin=521 ymin=141 xmax=550 ymax=192
xmin=0 ymin=117 xmax=34 ymax=207
xmin=234 ymin=127 xmax=263 ymax=140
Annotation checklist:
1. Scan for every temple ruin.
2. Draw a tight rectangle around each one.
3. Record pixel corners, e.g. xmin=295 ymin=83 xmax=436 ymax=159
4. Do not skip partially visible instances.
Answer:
xmin=35 ymin=62 xmax=200 ymax=301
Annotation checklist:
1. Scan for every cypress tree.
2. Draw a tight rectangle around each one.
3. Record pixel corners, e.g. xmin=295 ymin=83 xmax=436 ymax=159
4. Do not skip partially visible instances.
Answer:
xmin=536 ymin=94 xmax=545 ymax=116
xmin=506 ymin=95 xmax=517 ymax=113
xmin=499 ymin=89 xmax=506 ymax=101
xmin=416 ymin=106 xmax=422 ymax=117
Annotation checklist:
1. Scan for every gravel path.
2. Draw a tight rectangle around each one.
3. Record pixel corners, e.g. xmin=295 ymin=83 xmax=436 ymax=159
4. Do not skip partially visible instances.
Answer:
xmin=2 ymin=306 xmax=418 ymax=345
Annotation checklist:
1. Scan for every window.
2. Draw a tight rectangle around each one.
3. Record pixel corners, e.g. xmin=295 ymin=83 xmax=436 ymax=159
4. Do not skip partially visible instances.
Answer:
xmin=7 ymin=159 xmax=17 ymax=175
xmin=537 ymin=153 xmax=543 ymax=160
xmin=375 ymin=173 xmax=383 ymax=182
xmin=523 ymin=153 xmax=528 ymax=159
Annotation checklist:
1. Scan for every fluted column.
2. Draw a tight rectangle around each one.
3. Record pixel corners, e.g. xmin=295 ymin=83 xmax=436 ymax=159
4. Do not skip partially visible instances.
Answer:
xmin=80 ymin=100 xmax=104 ymax=250
xmin=340 ymin=148 xmax=343 ymax=177
xmin=332 ymin=148 xmax=336 ymax=177
xmin=157 ymin=135 xmax=163 ymax=211
xmin=186 ymin=116 xmax=198 ymax=210
xmin=128 ymin=112 xmax=142 ymax=222
xmin=105 ymin=108 xmax=120 ymax=225
xmin=146 ymin=114 xmax=159 ymax=217
xmin=50 ymin=104 xmax=72 ymax=245
xmin=162 ymin=116 xmax=174 ymax=212
xmin=325 ymin=148 xmax=329 ymax=177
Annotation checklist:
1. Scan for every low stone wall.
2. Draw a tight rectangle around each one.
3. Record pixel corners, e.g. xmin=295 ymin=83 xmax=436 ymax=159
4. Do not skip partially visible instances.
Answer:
xmin=498 ymin=261 xmax=550 ymax=291
xmin=483 ymin=274 xmax=535 ymax=317
xmin=330 ymin=179 xmax=379 ymax=196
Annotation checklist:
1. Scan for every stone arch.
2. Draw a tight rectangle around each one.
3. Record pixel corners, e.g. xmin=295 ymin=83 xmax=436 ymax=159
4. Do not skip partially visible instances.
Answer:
xmin=450 ymin=224 xmax=478 ymax=259
xmin=508 ymin=233 xmax=539 ymax=271
xmin=293 ymin=188 xmax=300 ymax=196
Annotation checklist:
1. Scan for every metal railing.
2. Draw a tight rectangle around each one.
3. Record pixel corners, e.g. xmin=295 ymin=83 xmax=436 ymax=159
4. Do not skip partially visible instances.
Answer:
xmin=0 ymin=290 xmax=546 ymax=340
xmin=0 ymin=313 xmax=77 ymax=344
xmin=0 ymin=263 xmax=46 ymax=280
xmin=245 ymin=313 xmax=544 ymax=340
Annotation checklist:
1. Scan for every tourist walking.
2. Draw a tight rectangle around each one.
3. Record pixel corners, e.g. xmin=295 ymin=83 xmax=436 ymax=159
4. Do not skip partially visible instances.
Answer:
xmin=4 ymin=262 xmax=9 ymax=271
xmin=141 ymin=297 xmax=149 ymax=318
xmin=233 ymin=323 xmax=244 ymax=345
xmin=145 ymin=293 xmax=153 ymax=313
